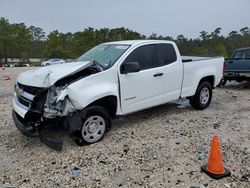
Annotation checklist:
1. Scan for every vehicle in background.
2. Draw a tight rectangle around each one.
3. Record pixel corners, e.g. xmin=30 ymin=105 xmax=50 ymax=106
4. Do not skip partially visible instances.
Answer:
xmin=3 ymin=63 xmax=10 ymax=67
xmin=10 ymin=63 xmax=18 ymax=67
xmin=41 ymin=59 xmax=65 ymax=66
xmin=10 ymin=63 xmax=30 ymax=67
xmin=12 ymin=40 xmax=224 ymax=150
xmin=222 ymin=47 xmax=250 ymax=85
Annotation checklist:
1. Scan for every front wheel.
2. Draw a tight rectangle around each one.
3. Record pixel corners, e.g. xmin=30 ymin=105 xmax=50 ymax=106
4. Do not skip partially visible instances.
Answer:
xmin=189 ymin=81 xmax=212 ymax=110
xmin=74 ymin=106 xmax=111 ymax=146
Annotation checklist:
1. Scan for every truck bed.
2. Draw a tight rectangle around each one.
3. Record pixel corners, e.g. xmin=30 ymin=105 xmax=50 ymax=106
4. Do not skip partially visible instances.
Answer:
xmin=182 ymin=56 xmax=223 ymax=62
xmin=180 ymin=56 xmax=224 ymax=97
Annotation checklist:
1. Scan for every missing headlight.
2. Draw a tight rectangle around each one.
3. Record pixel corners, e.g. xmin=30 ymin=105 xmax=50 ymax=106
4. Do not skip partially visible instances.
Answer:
xmin=43 ymin=86 xmax=66 ymax=118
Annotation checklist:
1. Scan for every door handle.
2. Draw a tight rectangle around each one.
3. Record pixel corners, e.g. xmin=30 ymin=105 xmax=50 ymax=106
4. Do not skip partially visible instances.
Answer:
xmin=153 ymin=72 xmax=164 ymax=77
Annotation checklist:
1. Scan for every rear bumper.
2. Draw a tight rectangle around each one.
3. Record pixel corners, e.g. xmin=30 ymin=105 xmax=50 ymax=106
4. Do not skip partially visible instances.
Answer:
xmin=224 ymin=72 xmax=250 ymax=81
xmin=224 ymin=72 xmax=250 ymax=77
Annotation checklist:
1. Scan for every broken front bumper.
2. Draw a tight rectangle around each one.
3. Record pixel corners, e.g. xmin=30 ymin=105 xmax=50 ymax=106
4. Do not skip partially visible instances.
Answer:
xmin=12 ymin=83 xmax=82 ymax=150
xmin=12 ymin=110 xmax=38 ymax=137
xmin=12 ymin=92 xmax=39 ymax=137
xmin=12 ymin=96 xmax=64 ymax=150
xmin=12 ymin=109 xmax=64 ymax=150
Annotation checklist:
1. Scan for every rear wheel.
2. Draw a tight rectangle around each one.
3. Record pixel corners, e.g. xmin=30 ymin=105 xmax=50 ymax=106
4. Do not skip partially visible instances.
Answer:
xmin=74 ymin=106 xmax=111 ymax=146
xmin=189 ymin=81 xmax=212 ymax=110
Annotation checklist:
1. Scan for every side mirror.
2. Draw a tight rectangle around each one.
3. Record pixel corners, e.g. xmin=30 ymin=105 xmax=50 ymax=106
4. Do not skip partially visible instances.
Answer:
xmin=121 ymin=62 xmax=140 ymax=74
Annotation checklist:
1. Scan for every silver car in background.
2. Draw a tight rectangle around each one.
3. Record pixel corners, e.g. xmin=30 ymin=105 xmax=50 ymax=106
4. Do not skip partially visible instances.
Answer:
xmin=41 ymin=59 xmax=65 ymax=66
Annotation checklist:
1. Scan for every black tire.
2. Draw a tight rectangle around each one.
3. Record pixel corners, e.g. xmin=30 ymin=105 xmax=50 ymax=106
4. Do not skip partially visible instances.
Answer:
xmin=74 ymin=106 xmax=111 ymax=146
xmin=189 ymin=81 xmax=212 ymax=110
xmin=46 ymin=63 xmax=50 ymax=66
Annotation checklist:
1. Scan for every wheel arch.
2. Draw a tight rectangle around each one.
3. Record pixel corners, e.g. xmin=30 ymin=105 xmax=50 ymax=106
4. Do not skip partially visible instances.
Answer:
xmin=86 ymin=95 xmax=118 ymax=118
xmin=198 ymin=75 xmax=215 ymax=89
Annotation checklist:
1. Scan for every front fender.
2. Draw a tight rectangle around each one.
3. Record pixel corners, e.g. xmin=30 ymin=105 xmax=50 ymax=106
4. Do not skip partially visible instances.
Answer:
xmin=58 ymin=67 xmax=120 ymax=114
xmin=67 ymin=83 xmax=119 ymax=109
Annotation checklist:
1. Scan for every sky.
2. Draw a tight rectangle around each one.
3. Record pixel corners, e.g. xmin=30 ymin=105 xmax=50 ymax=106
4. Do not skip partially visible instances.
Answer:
xmin=0 ymin=0 xmax=249 ymax=38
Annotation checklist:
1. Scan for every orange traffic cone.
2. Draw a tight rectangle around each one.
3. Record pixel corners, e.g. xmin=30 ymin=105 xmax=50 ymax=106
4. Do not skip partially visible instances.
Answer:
xmin=201 ymin=135 xmax=231 ymax=179
xmin=3 ymin=75 xmax=10 ymax=80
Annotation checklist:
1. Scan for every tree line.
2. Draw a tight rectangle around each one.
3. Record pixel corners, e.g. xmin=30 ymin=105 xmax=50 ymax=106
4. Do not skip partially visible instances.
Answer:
xmin=0 ymin=17 xmax=250 ymax=65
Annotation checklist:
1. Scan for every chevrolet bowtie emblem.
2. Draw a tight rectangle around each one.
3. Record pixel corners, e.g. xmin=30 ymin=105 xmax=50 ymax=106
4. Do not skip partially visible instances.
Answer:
xmin=15 ymin=85 xmax=24 ymax=97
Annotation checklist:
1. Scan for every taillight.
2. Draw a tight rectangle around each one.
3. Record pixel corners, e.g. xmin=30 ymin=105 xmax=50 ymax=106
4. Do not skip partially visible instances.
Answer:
xmin=223 ymin=61 xmax=226 ymax=75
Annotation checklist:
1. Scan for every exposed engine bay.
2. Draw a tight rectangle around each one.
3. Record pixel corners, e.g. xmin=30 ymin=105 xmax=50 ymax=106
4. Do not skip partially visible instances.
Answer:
xmin=43 ymin=63 xmax=102 ymax=118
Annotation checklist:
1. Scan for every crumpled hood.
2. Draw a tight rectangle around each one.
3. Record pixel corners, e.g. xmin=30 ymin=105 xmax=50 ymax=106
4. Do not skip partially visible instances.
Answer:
xmin=17 ymin=61 xmax=93 ymax=87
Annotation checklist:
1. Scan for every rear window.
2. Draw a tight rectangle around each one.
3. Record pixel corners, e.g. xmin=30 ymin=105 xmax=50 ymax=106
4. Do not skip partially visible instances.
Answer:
xmin=233 ymin=49 xmax=250 ymax=59
xmin=156 ymin=44 xmax=177 ymax=65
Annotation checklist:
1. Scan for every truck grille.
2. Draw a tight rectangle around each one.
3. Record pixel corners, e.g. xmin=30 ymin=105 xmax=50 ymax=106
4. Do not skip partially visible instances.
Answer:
xmin=18 ymin=96 xmax=31 ymax=108
xmin=17 ymin=83 xmax=45 ymax=95
xmin=16 ymin=83 xmax=47 ymax=109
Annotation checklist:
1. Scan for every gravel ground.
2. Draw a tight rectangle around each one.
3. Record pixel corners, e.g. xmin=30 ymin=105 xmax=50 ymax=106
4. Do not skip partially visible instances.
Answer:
xmin=0 ymin=67 xmax=249 ymax=188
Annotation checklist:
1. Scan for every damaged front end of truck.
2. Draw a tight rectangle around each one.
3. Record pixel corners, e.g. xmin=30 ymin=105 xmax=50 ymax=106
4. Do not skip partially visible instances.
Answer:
xmin=12 ymin=61 xmax=103 ymax=150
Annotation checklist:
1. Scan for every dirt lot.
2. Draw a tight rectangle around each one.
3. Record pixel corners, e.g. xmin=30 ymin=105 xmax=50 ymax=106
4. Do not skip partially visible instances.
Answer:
xmin=0 ymin=67 xmax=249 ymax=188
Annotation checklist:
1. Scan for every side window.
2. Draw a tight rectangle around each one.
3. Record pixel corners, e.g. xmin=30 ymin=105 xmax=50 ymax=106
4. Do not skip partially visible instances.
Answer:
xmin=156 ymin=44 xmax=177 ymax=66
xmin=246 ymin=50 xmax=250 ymax=58
xmin=233 ymin=50 xmax=250 ymax=59
xmin=124 ymin=45 xmax=157 ymax=70
xmin=233 ymin=51 xmax=243 ymax=58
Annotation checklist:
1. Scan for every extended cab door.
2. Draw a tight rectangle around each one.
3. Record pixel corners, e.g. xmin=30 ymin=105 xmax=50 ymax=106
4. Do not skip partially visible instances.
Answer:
xmin=155 ymin=43 xmax=183 ymax=101
xmin=119 ymin=44 xmax=165 ymax=114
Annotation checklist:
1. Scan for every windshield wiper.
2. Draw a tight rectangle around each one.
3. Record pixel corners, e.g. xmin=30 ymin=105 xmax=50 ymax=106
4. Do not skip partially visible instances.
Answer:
xmin=92 ymin=60 xmax=104 ymax=71
xmin=106 ymin=60 xmax=112 ymax=69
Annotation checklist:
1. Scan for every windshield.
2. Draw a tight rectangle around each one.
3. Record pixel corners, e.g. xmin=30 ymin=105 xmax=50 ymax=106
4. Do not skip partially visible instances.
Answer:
xmin=77 ymin=44 xmax=130 ymax=69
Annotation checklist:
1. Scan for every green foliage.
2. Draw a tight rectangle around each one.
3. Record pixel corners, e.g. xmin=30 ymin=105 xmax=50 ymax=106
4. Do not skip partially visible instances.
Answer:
xmin=29 ymin=26 xmax=45 ymax=58
xmin=212 ymin=42 xmax=228 ymax=57
xmin=175 ymin=27 xmax=249 ymax=57
xmin=0 ymin=17 xmax=11 ymax=63
xmin=0 ymin=17 xmax=250 ymax=65
xmin=42 ymin=27 xmax=145 ymax=59
xmin=0 ymin=18 xmax=32 ymax=64
xmin=192 ymin=47 xmax=208 ymax=56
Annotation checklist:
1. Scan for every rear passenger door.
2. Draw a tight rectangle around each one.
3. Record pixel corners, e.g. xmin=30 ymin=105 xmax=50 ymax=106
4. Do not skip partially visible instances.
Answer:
xmin=119 ymin=44 xmax=165 ymax=114
xmin=156 ymin=44 xmax=183 ymax=101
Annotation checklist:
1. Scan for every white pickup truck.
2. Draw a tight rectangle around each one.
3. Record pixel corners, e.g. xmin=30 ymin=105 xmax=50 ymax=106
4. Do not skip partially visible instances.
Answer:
xmin=12 ymin=40 xmax=224 ymax=149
